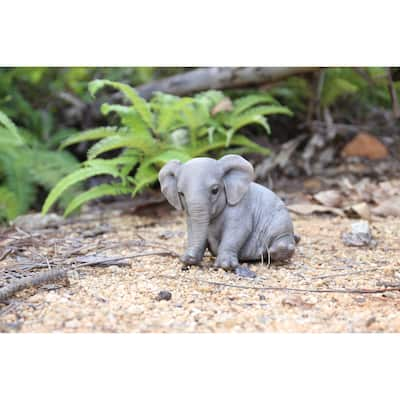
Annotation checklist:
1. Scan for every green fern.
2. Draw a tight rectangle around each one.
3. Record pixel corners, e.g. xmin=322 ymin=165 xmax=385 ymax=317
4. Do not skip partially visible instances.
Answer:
xmin=232 ymin=93 xmax=279 ymax=115
xmin=64 ymin=183 xmax=131 ymax=216
xmin=0 ymin=186 xmax=19 ymax=221
xmin=0 ymin=110 xmax=82 ymax=221
xmin=89 ymin=79 xmax=154 ymax=129
xmin=44 ymin=80 xmax=291 ymax=215
xmin=87 ymin=133 xmax=155 ymax=160
xmin=60 ymin=127 xmax=123 ymax=149
xmin=42 ymin=165 xmax=121 ymax=214
xmin=0 ymin=110 xmax=24 ymax=145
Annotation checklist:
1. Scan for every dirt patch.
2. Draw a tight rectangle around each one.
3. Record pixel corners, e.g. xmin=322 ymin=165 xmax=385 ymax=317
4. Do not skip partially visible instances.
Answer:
xmin=1 ymin=206 xmax=400 ymax=333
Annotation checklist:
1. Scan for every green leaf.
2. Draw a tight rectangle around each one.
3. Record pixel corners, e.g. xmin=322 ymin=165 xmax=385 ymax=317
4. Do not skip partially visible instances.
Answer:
xmin=89 ymin=80 xmax=154 ymax=129
xmin=225 ymin=115 xmax=271 ymax=146
xmin=0 ymin=149 xmax=36 ymax=215
xmin=189 ymin=135 xmax=270 ymax=157
xmin=42 ymin=165 xmax=120 ymax=214
xmin=232 ymin=93 xmax=280 ymax=115
xmin=64 ymin=183 xmax=131 ymax=216
xmin=133 ymin=164 xmax=159 ymax=194
xmin=60 ymin=127 xmax=122 ymax=149
xmin=229 ymin=105 xmax=293 ymax=123
xmin=230 ymin=135 xmax=270 ymax=155
xmin=87 ymin=133 xmax=155 ymax=160
xmin=144 ymin=149 xmax=192 ymax=166
xmin=0 ymin=186 xmax=19 ymax=221
xmin=0 ymin=110 xmax=24 ymax=145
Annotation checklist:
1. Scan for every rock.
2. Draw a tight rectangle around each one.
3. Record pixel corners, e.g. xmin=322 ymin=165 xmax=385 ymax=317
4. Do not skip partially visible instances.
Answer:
xmin=11 ymin=213 xmax=64 ymax=231
xmin=235 ymin=265 xmax=257 ymax=279
xmin=156 ymin=290 xmax=172 ymax=301
xmin=158 ymin=231 xmax=175 ymax=240
xmin=282 ymin=295 xmax=315 ymax=309
xmin=366 ymin=316 xmax=377 ymax=327
xmin=65 ymin=319 xmax=80 ymax=329
xmin=341 ymin=132 xmax=388 ymax=160
xmin=342 ymin=220 xmax=376 ymax=247
xmin=109 ymin=265 xmax=121 ymax=273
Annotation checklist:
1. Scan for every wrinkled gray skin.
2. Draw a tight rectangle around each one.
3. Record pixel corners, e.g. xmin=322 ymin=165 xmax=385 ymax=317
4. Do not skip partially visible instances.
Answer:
xmin=158 ymin=155 xmax=296 ymax=269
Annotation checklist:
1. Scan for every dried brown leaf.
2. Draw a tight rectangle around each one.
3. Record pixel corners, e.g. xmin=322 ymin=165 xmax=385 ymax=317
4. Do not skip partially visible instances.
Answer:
xmin=341 ymin=132 xmax=389 ymax=160
xmin=314 ymin=190 xmax=343 ymax=208
xmin=211 ymin=97 xmax=233 ymax=115
xmin=288 ymin=203 xmax=345 ymax=217
xmin=372 ymin=197 xmax=400 ymax=217
xmin=345 ymin=202 xmax=371 ymax=220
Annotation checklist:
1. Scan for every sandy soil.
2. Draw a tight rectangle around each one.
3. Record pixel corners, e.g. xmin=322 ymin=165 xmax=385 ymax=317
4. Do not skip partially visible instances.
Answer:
xmin=1 ymin=206 xmax=400 ymax=333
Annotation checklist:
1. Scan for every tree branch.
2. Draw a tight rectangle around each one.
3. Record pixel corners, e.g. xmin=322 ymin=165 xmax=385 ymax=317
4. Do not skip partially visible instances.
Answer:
xmin=134 ymin=67 xmax=319 ymax=99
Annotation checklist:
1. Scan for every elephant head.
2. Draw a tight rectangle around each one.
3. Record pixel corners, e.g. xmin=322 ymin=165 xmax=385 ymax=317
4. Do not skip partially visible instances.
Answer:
xmin=158 ymin=155 xmax=254 ymax=264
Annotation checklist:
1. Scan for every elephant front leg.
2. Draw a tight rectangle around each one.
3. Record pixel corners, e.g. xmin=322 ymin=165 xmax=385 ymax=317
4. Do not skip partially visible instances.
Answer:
xmin=181 ymin=218 xmax=207 ymax=265
xmin=214 ymin=226 xmax=250 ymax=270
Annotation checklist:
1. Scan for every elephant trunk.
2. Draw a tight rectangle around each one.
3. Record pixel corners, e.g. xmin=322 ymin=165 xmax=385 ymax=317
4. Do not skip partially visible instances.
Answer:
xmin=185 ymin=201 xmax=210 ymax=263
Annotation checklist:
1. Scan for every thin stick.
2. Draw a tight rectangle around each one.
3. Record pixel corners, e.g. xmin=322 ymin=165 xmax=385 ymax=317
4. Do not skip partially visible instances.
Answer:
xmin=311 ymin=268 xmax=379 ymax=280
xmin=74 ymin=251 xmax=179 ymax=268
xmin=0 ymin=268 xmax=68 ymax=303
xmin=387 ymin=67 xmax=400 ymax=118
xmin=160 ymin=275 xmax=400 ymax=295
xmin=0 ymin=251 xmax=179 ymax=302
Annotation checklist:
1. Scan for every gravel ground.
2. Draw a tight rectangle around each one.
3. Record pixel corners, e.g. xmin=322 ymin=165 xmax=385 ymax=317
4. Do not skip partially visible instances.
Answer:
xmin=1 ymin=207 xmax=400 ymax=333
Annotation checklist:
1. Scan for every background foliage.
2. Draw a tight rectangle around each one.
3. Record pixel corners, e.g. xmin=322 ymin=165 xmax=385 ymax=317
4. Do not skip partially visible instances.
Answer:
xmin=0 ymin=67 xmax=399 ymax=222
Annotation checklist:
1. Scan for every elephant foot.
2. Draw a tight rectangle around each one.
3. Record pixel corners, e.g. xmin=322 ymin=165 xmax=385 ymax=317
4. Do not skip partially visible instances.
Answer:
xmin=268 ymin=237 xmax=295 ymax=262
xmin=213 ymin=253 xmax=240 ymax=270
xmin=181 ymin=251 xmax=202 ymax=266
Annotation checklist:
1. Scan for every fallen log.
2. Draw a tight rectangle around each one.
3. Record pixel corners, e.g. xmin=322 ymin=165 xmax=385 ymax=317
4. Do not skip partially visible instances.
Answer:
xmin=135 ymin=67 xmax=319 ymax=99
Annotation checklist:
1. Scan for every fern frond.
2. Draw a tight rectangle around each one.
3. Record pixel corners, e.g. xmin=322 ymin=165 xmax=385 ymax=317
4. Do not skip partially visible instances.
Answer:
xmin=0 ymin=149 xmax=36 ymax=215
xmin=225 ymin=115 xmax=270 ymax=146
xmin=64 ymin=183 xmax=131 ymax=216
xmin=29 ymin=149 xmax=80 ymax=191
xmin=89 ymin=80 xmax=154 ymax=129
xmin=143 ymin=149 xmax=192 ymax=166
xmin=0 ymin=110 xmax=25 ymax=146
xmin=189 ymin=135 xmax=270 ymax=157
xmin=232 ymin=93 xmax=280 ymax=115
xmin=100 ymin=104 xmax=150 ymax=133
xmin=87 ymin=133 xmax=155 ymax=160
xmin=60 ymin=127 xmax=123 ymax=149
xmin=133 ymin=164 xmax=159 ymax=195
xmin=0 ymin=186 xmax=19 ymax=221
xmin=231 ymin=105 xmax=293 ymax=119
xmin=194 ymin=90 xmax=226 ymax=109
xmin=42 ymin=165 xmax=120 ymax=214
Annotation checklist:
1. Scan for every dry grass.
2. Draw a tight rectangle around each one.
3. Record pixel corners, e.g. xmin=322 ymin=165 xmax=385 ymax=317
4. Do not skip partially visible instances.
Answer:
xmin=1 ymin=207 xmax=400 ymax=333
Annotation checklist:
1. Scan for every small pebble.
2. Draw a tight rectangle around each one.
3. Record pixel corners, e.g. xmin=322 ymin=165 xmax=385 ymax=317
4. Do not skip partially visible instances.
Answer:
xmin=235 ymin=266 xmax=257 ymax=279
xmin=156 ymin=290 xmax=172 ymax=301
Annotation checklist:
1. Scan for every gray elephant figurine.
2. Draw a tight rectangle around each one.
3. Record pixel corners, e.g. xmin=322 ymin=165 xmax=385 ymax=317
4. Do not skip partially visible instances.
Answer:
xmin=158 ymin=155 xmax=296 ymax=269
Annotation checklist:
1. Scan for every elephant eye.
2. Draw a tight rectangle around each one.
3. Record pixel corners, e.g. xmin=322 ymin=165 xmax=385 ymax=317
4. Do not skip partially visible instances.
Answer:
xmin=211 ymin=186 xmax=219 ymax=195
xmin=178 ymin=191 xmax=184 ymax=197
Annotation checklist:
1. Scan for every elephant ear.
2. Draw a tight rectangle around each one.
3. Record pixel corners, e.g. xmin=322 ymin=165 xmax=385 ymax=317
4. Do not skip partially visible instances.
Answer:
xmin=158 ymin=160 xmax=182 ymax=210
xmin=218 ymin=155 xmax=254 ymax=205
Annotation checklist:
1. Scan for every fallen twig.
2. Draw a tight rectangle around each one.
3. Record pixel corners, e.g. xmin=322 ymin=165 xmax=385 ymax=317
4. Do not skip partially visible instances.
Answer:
xmin=160 ymin=275 xmax=400 ymax=295
xmin=387 ymin=67 xmax=400 ymax=118
xmin=311 ymin=268 xmax=379 ymax=280
xmin=0 ymin=251 xmax=179 ymax=302
xmin=0 ymin=268 xmax=68 ymax=303
xmin=75 ymin=251 xmax=179 ymax=267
